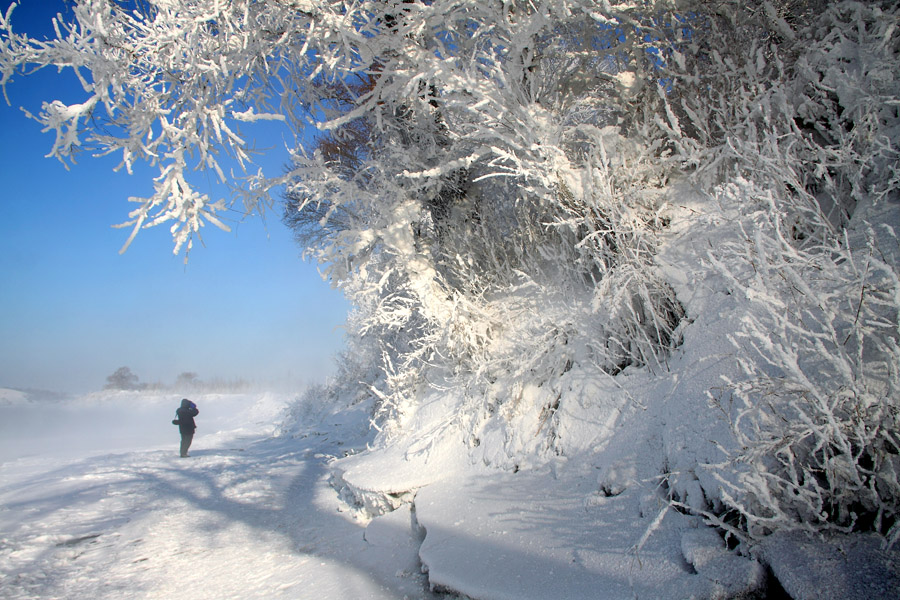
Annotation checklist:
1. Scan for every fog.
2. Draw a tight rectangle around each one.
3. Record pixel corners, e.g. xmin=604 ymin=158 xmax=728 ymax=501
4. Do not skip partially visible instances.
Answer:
xmin=0 ymin=391 xmax=291 ymax=464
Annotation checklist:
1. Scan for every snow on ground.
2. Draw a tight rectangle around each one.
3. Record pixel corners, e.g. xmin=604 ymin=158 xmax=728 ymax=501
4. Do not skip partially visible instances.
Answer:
xmin=331 ymin=369 xmax=768 ymax=600
xmin=415 ymin=469 xmax=763 ymax=600
xmin=3 ymin=385 xmax=761 ymax=600
xmin=0 ymin=391 xmax=438 ymax=600
xmin=2 ymin=375 xmax=899 ymax=600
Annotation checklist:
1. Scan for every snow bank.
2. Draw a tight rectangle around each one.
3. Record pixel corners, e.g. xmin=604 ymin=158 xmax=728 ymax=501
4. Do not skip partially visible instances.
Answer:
xmin=330 ymin=392 xmax=474 ymax=520
xmin=414 ymin=469 xmax=764 ymax=600
xmin=327 ymin=181 xmax=900 ymax=598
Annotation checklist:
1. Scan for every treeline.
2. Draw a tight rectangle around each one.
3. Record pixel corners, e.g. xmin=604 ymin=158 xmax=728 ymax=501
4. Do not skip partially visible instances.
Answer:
xmin=103 ymin=367 xmax=250 ymax=393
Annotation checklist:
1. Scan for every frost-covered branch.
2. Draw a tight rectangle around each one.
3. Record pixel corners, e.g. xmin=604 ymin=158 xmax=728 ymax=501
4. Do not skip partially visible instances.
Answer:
xmin=1 ymin=0 xmax=375 ymax=252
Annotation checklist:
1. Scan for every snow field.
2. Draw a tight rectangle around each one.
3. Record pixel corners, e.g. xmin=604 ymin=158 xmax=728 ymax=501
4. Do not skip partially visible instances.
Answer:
xmin=0 ymin=393 xmax=436 ymax=600
xmin=3 ymin=360 xmax=900 ymax=600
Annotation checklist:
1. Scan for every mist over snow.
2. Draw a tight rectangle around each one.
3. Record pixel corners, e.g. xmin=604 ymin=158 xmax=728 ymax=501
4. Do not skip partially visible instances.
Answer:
xmin=0 ymin=389 xmax=289 ymax=463
xmin=3 ymin=0 xmax=900 ymax=599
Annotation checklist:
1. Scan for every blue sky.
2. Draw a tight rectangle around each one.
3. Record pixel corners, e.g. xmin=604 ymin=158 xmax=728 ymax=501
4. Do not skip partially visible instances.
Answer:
xmin=0 ymin=0 xmax=350 ymax=393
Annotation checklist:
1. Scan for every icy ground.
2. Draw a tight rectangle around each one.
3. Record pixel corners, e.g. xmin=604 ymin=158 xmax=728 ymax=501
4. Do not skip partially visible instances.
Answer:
xmin=2 ymin=389 xmax=898 ymax=599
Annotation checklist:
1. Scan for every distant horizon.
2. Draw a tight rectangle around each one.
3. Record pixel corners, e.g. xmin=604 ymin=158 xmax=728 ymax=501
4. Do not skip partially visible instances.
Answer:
xmin=0 ymin=378 xmax=314 ymax=398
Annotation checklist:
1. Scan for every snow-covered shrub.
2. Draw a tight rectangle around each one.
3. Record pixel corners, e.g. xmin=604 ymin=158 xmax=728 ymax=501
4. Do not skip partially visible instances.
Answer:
xmin=630 ymin=0 xmax=900 ymax=545
xmin=654 ymin=1 xmax=899 ymax=213
xmin=275 ymin=2 xmax=692 ymax=443
xmin=708 ymin=180 xmax=900 ymax=546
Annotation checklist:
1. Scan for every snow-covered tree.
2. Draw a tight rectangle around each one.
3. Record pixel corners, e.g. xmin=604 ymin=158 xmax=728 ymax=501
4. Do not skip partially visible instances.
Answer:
xmin=174 ymin=371 xmax=200 ymax=389
xmin=104 ymin=366 xmax=140 ymax=390
xmin=5 ymin=0 xmax=900 ymax=546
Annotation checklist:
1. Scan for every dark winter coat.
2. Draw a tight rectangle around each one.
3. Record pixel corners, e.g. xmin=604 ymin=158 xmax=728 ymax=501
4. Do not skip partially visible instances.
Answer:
xmin=175 ymin=399 xmax=199 ymax=435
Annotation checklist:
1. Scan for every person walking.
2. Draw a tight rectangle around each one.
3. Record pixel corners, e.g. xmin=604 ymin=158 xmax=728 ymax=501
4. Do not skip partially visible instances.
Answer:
xmin=173 ymin=398 xmax=199 ymax=458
